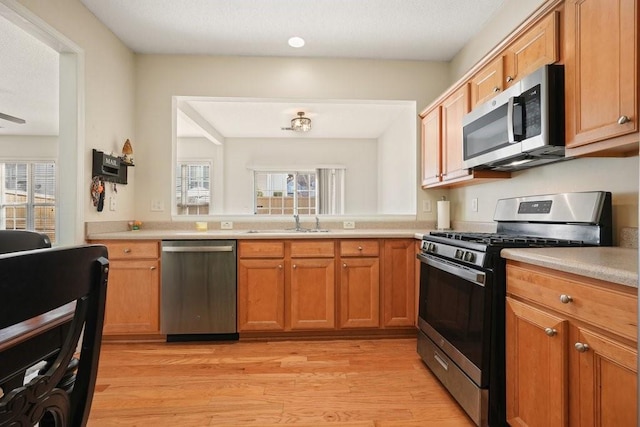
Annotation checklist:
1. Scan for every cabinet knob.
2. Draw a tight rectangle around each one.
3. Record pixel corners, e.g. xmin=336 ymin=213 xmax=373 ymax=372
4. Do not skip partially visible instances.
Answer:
xmin=278 ymin=264 xmax=282 ymax=269
xmin=574 ymin=342 xmax=590 ymax=353
xmin=493 ymin=86 xmax=501 ymax=93
xmin=544 ymin=327 xmax=557 ymax=337
xmin=123 ymin=248 xmax=132 ymax=254
xmin=343 ymin=263 xmax=347 ymax=268
xmin=618 ymin=115 xmax=631 ymax=124
xmin=358 ymin=246 xmax=363 ymax=251
xmin=150 ymin=266 xmax=156 ymax=271
xmin=506 ymin=75 xmax=514 ymax=83
xmin=292 ymin=264 xmax=297 ymax=269
xmin=559 ymin=294 xmax=573 ymax=304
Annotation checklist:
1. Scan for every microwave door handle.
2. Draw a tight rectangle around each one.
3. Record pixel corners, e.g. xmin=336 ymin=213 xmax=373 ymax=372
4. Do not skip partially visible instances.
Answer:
xmin=507 ymin=96 xmax=516 ymax=143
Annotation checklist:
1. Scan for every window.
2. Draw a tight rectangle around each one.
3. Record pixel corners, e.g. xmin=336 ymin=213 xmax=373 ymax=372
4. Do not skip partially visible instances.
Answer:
xmin=176 ymin=162 xmax=211 ymax=215
xmin=254 ymin=171 xmax=316 ymax=215
xmin=0 ymin=161 xmax=56 ymax=242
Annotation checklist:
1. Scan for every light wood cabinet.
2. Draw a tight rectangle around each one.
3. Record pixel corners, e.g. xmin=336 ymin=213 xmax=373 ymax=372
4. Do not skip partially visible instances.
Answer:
xmin=442 ymin=85 xmax=472 ymax=182
xmin=382 ymin=239 xmax=416 ymax=327
xmin=420 ymin=106 xmax=441 ymax=187
xmin=506 ymin=261 xmax=637 ymax=427
xmin=90 ymin=240 xmax=161 ymax=337
xmin=564 ymin=0 xmax=638 ymax=156
xmin=470 ymin=56 xmax=504 ymax=107
xmin=339 ymin=240 xmax=380 ymax=329
xmin=503 ymin=11 xmax=559 ymax=90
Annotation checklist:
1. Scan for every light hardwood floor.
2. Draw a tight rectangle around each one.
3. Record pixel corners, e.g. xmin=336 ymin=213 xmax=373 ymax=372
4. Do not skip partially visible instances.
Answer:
xmin=88 ymin=338 xmax=474 ymax=426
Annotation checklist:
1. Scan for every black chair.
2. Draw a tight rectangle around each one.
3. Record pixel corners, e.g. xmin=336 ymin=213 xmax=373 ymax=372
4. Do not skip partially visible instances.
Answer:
xmin=0 ymin=230 xmax=51 ymax=254
xmin=0 ymin=245 xmax=109 ymax=426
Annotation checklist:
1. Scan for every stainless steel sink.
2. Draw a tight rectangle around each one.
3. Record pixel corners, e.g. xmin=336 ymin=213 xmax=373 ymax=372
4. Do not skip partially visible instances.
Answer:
xmin=245 ymin=229 xmax=329 ymax=234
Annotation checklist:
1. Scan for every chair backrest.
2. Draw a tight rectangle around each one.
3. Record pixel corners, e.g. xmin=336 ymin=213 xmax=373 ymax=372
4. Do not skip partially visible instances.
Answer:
xmin=0 ymin=230 xmax=51 ymax=254
xmin=0 ymin=244 xmax=109 ymax=427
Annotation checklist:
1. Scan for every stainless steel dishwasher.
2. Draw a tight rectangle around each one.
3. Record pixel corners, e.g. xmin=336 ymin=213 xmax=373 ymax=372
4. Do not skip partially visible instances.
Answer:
xmin=161 ymin=240 xmax=237 ymax=342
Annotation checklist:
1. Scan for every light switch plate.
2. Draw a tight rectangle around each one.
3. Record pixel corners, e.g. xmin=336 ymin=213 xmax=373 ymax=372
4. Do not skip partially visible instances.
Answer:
xmin=343 ymin=221 xmax=356 ymax=229
xmin=471 ymin=198 xmax=478 ymax=212
xmin=221 ymin=221 xmax=233 ymax=230
xmin=109 ymin=197 xmax=116 ymax=211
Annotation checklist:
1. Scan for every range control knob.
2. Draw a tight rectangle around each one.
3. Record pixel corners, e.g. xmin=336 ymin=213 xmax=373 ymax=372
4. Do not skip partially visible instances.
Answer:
xmin=428 ymin=243 xmax=437 ymax=253
xmin=455 ymin=249 xmax=464 ymax=259
xmin=463 ymin=251 xmax=476 ymax=263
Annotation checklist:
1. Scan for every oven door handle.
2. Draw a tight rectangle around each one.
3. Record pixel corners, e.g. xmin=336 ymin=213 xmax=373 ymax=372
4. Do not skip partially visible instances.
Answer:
xmin=418 ymin=253 xmax=486 ymax=286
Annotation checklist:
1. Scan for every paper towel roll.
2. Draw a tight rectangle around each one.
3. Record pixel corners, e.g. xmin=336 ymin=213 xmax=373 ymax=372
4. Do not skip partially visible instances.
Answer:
xmin=437 ymin=200 xmax=450 ymax=230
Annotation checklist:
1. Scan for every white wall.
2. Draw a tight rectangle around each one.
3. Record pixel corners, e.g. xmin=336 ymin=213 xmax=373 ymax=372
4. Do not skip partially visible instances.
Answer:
xmin=17 ymin=0 xmax=137 ymax=224
xmin=135 ymin=55 xmax=450 ymax=220
xmin=223 ymin=137 xmax=378 ymax=214
xmin=0 ymin=135 xmax=57 ymax=158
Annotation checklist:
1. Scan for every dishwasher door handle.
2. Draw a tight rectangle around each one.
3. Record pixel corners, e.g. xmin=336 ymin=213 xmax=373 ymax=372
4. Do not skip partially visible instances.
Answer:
xmin=162 ymin=246 xmax=234 ymax=253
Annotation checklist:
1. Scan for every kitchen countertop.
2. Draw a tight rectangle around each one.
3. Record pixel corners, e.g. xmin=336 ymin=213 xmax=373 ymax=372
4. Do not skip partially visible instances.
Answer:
xmin=86 ymin=229 xmax=428 ymax=241
xmin=501 ymin=247 xmax=638 ymax=288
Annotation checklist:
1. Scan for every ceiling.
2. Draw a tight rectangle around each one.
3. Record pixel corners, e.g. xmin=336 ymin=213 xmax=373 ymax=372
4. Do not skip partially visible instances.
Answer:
xmin=1 ymin=0 xmax=505 ymax=138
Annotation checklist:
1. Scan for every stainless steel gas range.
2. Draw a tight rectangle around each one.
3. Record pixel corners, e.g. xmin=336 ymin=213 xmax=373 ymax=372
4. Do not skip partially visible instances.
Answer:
xmin=416 ymin=191 xmax=612 ymax=427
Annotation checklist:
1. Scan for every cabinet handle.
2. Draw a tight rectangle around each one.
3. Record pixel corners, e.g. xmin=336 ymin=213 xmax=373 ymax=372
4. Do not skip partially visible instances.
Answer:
xmin=358 ymin=246 xmax=363 ymax=251
xmin=150 ymin=266 xmax=156 ymax=271
xmin=278 ymin=264 xmax=282 ymax=269
xmin=506 ymin=75 xmax=514 ymax=83
xmin=343 ymin=263 xmax=347 ymax=268
xmin=559 ymin=294 xmax=573 ymax=304
xmin=493 ymin=86 xmax=500 ymax=93
xmin=618 ymin=115 xmax=631 ymax=124
xmin=574 ymin=342 xmax=590 ymax=353
xmin=292 ymin=264 xmax=297 ymax=269
xmin=123 ymin=248 xmax=132 ymax=254
xmin=544 ymin=327 xmax=557 ymax=337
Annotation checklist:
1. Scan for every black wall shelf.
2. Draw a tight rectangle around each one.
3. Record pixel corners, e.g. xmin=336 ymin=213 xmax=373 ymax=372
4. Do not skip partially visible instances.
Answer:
xmin=92 ymin=149 xmax=131 ymax=184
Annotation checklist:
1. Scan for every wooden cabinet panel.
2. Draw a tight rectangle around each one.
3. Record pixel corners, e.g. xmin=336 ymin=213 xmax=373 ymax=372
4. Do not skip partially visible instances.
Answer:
xmin=569 ymin=326 xmax=638 ymax=427
xmin=238 ymin=258 xmax=285 ymax=331
xmin=382 ymin=239 xmax=415 ymax=327
xmin=339 ymin=257 xmax=380 ymax=328
xmin=290 ymin=240 xmax=334 ymax=257
xmin=470 ymin=56 xmax=504 ymax=107
xmin=103 ymin=259 xmax=160 ymax=335
xmin=420 ymin=107 xmax=441 ymax=187
xmin=503 ymin=11 xmax=559 ymax=88
xmin=442 ymin=84 xmax=472 ymax=182
xmin=340 ymin=239 xmax=379 ymax=257
xmin=95 ymin=240 xmax=159 ymax=260
xmin=564 ymin=0 xmax=638 ymax=153
xmin=506 ymin=297 xmax=568 ymax=427
xmin=238 ymin=240 xmax=284 ymax=258
xmin=289 ymin=257 xmax=335 ymax=330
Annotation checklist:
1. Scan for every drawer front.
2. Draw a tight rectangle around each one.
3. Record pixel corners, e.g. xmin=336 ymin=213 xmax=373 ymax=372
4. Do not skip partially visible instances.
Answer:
xmin=238 ymin=240 xmax=285 ymax=258
xmin=340 ymin=240 xmax=379 ymax=257
xmin=290 ymin=240 xmax=335 ymax=257
xmin=94 ymin=240 xmax=159 ymax=260
xmin=507 ymin=263 xmax=638 ymax=341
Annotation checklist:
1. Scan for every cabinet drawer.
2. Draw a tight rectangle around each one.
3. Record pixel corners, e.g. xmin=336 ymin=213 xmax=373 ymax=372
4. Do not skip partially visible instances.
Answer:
xmin=290 ymin=240 xmax=335 ymax=257
xmin=94 ymin=240 xmax=159 ymax=260
xmin=507 ymin=263 xmax=638 ymax=341
xmin=238 ymin=241 xmax=285 ymax=258
xmin=340 ymin=240 xmax=379 ymax=257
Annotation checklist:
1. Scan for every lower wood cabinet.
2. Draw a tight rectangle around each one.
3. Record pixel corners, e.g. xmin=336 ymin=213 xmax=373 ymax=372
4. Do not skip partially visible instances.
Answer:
xmin=238 ymin=238 xmax=417 ymax=336
xmin=506 ymin=261 xmax=637 ymax=427
xmin=89 ymin=240 xmax=161 ymax=337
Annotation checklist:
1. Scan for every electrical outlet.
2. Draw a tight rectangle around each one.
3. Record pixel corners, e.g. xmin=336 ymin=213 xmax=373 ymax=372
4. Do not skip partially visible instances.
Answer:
xmin=220 ymin=221 xmax=233 ymax=230
xmin=151 ymin=200 xmax=164 ymax=212
xmin=109 ymin=197 xmax=116 ymax=211
xmin=471 ymin=198 xmax=478 ymax=212
xmin=343 ymin=221 xmax=356 ymax=229
xmin=423 ymin=200 xmax=432 ymax=212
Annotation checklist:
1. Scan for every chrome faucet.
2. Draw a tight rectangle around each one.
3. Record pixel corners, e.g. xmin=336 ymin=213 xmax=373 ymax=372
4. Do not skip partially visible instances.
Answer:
xmin=293 ymin=214 xmax=301 ymax=231
xmin=315 ymin=216 xmax=320 ymax=230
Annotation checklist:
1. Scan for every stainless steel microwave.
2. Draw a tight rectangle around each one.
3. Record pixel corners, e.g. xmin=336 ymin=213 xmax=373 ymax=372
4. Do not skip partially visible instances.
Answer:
xmin=462 ymin=64 xmax=566 ymax=171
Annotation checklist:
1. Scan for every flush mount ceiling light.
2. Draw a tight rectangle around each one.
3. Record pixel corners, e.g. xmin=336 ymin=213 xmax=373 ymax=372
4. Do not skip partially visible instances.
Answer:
xmin=288 ymin=36 xmax=305 ymax=48
xmin=290 ymin=111 xmax=312 ymax=132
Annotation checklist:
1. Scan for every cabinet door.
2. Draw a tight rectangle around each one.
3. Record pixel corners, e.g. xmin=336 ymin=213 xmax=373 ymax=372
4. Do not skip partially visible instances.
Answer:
xmin=569 ymin=326 xmax=638 ymax=427
xmin=382 ymin=239 xmax=415 ymax=327
xmin=420 ymin=107 xmax=441 ymax=187
xmin=339 ymin=257 xmax=380 ymax=328
xmin=441 ymin=84 xmax=471 ymax=182
xmin=289 ymin=258 xmax=335 ymax=330
xmin=506 ymin=298 xmax=569 ymax=427
xmin=103 ymin=259 xmax=160 ymax=335
xmin=470 ymin=56 xmax=504 ymax=107
xmin=564 ymin=0 xmax=637 ymax=148
xmin=238 ymin=258 xmax=285 ymax=331
xmin=503 ymin=11 xmax=559 ymax=88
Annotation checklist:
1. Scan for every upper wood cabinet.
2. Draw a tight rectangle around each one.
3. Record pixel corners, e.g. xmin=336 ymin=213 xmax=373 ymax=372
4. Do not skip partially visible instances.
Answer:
xmin=564 ymin=0 xmax=638 ymax=155
xmin=420 ymin=106 xmax=441 ymax=187
xmin=470 ymin=56 xmax=504 ymax=107
xmin=503 ymin=11 xmax=560 ymax=89
xmin=442 ymin=84 xmax=473 ymax=182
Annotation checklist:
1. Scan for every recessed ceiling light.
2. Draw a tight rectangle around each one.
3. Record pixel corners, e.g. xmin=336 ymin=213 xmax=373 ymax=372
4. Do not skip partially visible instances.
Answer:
xmin=288 ymin=36 xmax=305 ymax=48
